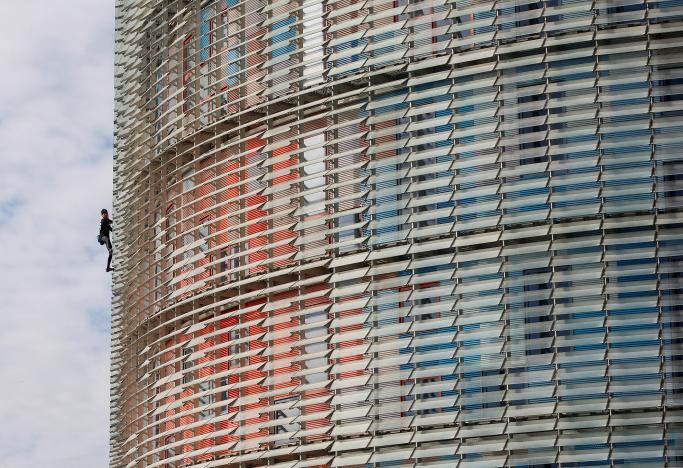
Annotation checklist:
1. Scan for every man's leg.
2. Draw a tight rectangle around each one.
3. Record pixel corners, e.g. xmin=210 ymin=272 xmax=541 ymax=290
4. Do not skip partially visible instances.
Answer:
xmin=106 ymin=237 xmax=113 ymax=271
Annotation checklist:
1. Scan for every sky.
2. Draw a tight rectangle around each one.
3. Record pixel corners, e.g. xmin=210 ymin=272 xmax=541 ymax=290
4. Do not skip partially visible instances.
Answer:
xmin=0 ymin=2 xmax=115 ymax=467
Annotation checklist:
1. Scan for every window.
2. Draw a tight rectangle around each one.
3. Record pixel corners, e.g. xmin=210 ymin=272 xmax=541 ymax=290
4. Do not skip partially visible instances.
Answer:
xmin=522 ymin=267 xmax=552 ymax=308
xmin=303 ymin=311 xmax=328 ymax=384
xmin=338 ymin=212 xmax=363 ymax=252
xmin=198 ymin=380 xmax=215 ymax=420
xmin=154 ymin=60 xmax=163 ymax=147
xmin=154 ymin=212 xmax=163 ymax=302
xmin=272 ymin=395 xmax=300 ymax=445
xmin=165 ymin=203 xmax=175 ymax=244
xmin=182 ymin=233 xmax=194 ymax=262
xmin=181 ymin=168 xmax=196 ymax=267
xmin=182 ymin=168 xmax=195 ymax=192
xmin=302 ymin=2 xmax=324 ymax=87
xmin=220 ymin=245 xmax=240 ymax=281
xmin=303 ymin=134 xmax=326 ymax=210
xmin=415 ymin=376 xmax=443 ymax=415
xmin=163 ymin=435 xmax=176 ymax=468
xmin=182 ymin=35 xmax=195 ymax=113
xmin=182 ymin=347 xmax=193 ymax=384
xmin=199 ymin=5 xmax=212 ymax=62
xmin=228 ymin=329 xmax=240 ymax=369
xmin=198 ymin=223 xmax=211 ymax=252
xmin=270 ymin=15 xmax=297 ymax=96
xmin=218 ymin=326 xmax=240 ymax=415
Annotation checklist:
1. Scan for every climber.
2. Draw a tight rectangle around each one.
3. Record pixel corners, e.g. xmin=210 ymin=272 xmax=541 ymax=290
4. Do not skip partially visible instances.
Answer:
xmin=99 ymin=208 xmax=114 ymax=272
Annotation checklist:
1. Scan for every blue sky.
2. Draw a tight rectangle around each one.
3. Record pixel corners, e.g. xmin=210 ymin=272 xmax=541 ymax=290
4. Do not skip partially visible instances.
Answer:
xmin=0 ymin=2 xmax=114 ymax=466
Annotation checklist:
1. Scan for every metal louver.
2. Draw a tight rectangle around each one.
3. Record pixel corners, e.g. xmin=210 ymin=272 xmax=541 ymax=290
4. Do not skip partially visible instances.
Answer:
xmin=112 ymin=0 xmax=683 ymax=466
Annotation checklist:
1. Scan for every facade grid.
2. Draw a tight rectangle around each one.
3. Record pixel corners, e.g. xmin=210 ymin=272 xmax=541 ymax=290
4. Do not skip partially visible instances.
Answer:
xmin=112 ymin=0 xmax=683 ymax=467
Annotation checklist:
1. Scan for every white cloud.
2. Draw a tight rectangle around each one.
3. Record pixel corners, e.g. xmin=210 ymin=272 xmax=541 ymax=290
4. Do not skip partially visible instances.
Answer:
xmin=0 ymin=1 xmax=114 ymax=467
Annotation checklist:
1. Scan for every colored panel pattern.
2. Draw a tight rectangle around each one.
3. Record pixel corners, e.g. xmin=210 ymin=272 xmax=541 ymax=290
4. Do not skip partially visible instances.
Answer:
xmin=112 ymin=1 xmax=683 ymax=467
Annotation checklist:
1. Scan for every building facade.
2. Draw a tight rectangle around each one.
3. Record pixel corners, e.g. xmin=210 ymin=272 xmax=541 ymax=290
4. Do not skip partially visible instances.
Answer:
xmin=112 ymin=0 xmax=683 ymax=466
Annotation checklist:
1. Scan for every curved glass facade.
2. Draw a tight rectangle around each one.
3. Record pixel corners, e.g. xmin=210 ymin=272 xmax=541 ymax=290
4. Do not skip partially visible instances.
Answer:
xmin=112 ymin=1 xmax=683 ymax=467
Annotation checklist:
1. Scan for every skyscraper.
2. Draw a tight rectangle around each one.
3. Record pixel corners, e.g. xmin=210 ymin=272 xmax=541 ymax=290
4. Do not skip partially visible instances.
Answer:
xmin=111 ymin=1 xmax=683 ymax=466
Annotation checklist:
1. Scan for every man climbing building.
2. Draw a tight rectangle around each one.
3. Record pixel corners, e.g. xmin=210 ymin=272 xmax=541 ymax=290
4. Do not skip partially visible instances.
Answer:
xmin=99 ymin=209 xmax=114 ymax=272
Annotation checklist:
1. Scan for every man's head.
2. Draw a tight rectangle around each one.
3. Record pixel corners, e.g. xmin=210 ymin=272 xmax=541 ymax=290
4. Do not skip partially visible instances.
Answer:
xmin=101 ymin=209 xmax=109 ymax=219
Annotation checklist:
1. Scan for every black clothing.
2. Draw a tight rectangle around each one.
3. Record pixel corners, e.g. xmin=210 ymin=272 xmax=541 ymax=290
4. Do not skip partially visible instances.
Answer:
xmin=103 ymin=236 xmax=113 ymax=270
xmin=100 ymin=218 xmax=113 ymax=237
xmin=99 ymin=218 xmax=113 ymax=270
